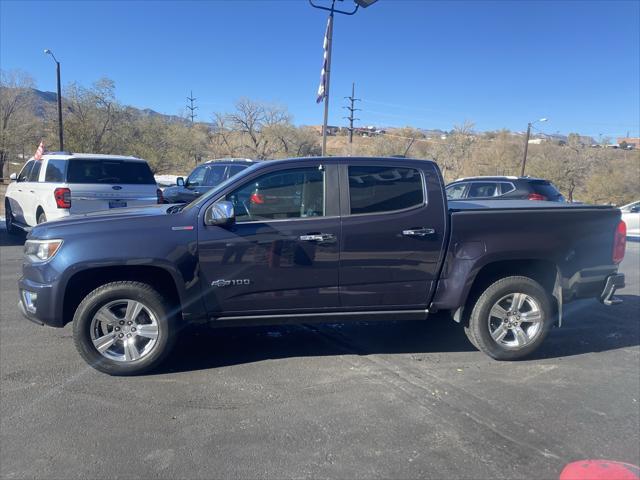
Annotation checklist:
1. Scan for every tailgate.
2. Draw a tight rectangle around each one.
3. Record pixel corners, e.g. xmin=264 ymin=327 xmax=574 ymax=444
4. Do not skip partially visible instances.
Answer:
xmin=69 ymin=184 xmax=158 ymax=214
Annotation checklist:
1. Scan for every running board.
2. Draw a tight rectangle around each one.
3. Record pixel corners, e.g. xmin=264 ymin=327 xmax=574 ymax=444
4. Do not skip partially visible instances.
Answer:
xmin=211 ymin=309 xmax=429 ymax=327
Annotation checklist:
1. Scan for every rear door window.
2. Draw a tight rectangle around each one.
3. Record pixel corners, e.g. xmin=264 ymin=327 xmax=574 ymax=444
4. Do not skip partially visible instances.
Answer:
xmin=498 ymin=182 xmax=516 ymax=195
xmin=66 ymin=159 xmax=155 ymax=184
xmin=45 ymin=159 xmax=67 ymax=182
xmin=227 ymin=165 xmax=247 ymax=178
xmin=28 ymin=161 xmax=42 ymax=182
xmin=205 ymin=165 xmax=228 ymax=186
xmin=467 ymin=182 xmax=498 ymax=198
xmin=348 ymin=165 xmax=424 ymax=215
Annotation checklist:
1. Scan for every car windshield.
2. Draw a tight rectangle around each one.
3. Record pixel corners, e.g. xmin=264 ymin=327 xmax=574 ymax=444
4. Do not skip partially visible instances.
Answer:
xmin=67 ymin=159 xmax=156 ymax=184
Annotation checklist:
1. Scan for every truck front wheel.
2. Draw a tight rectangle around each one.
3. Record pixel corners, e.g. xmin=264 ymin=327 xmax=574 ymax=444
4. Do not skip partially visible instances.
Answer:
xmin=464 ymin=276 xmax=553 ymax=360
xmin=72 ymin=281 xmax=177 ymax=375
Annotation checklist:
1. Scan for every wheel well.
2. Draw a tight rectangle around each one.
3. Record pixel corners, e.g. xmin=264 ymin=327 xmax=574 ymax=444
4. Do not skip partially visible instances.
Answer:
xmin=460 ymin=259 xmax=558 ymax=320
xmin=63 ymin=266 xmax=181 ymax=326
xmin=36 ymin=206 xmax=44 ymax=218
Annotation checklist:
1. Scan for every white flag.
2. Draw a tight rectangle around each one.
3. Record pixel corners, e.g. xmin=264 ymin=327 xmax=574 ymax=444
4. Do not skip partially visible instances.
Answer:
xmin=316 ymin=15 xmax=333 ymax=104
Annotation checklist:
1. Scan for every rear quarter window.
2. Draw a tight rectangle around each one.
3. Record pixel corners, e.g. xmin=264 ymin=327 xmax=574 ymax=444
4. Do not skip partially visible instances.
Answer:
xmin=530 ymin=181 xmax=563 ymax=199
xmin=348 ymin=166 xmax=424 ymax=215
xmin=45 ymin=159 xmax=67 ymax=182
xmin=67 ymin=159 xmax=156 ymax=184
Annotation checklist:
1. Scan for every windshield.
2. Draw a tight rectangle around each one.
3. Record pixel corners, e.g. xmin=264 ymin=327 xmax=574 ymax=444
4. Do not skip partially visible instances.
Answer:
xmin=67 ymin=159 xmax=156 ymax=184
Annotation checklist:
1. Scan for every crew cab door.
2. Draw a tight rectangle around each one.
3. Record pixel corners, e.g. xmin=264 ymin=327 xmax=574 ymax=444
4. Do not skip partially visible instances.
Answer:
xmin=339 ymin=161 xmax=447 ymax=308
xmin=198 ymin=162 xmax=340 ymax=315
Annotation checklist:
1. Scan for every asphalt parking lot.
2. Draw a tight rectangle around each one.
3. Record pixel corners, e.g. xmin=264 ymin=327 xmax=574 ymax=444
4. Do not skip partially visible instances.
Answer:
xmin=1 ymin=226 xmax=639 ymax=480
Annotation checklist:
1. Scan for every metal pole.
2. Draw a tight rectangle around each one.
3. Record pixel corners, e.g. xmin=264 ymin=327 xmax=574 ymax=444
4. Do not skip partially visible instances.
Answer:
xmin=321 ymin=8 xmax=334 ymax=156
xmin=56 ymin=61 xmax=64 ymax=151
xmin=520 ymin=122 xmax=531 ymax=176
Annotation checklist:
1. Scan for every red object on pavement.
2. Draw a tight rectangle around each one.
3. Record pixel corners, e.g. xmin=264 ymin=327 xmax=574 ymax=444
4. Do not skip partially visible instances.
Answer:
xmin=560 ymin=460 xmax=640 ymax=480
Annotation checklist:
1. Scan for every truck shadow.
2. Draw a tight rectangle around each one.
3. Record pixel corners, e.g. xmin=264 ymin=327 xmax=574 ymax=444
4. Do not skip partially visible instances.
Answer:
xmin=0 ymin=227 xmax=26 ymax=246
xmin=157 ymin=294 xmax=640 ymax=374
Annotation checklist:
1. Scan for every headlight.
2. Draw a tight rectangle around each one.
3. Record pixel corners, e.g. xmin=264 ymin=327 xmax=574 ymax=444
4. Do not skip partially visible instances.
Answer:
xmin=24 ymin=239 xmax=63 ymax=262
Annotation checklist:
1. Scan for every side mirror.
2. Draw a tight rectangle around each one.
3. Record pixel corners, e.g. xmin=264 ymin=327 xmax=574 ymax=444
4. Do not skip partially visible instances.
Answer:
xmin=176 ymin=177 xmax=185 ymax=187
xmin=205 ymin=201 xmax=235 ymax=226
xmin=9 ymin=173 xmax=17 ymax=181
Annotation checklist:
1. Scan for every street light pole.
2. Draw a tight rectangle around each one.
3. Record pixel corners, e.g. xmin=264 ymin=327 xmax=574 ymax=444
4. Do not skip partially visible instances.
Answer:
xmin=520 ymin=117 xmax=547 ymax=176
xmin=44 ymin=49 xmax=64 ymax=151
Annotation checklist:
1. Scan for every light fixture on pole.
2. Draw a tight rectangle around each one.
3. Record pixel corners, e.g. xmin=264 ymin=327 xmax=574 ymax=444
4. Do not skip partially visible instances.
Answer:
xmin=520 ymin=117 xmax=548 ymax=176
xmin=44 ymin=49 xmax=64 ymax=151
xmin=310 ymin=0 xmax=379 ymax=156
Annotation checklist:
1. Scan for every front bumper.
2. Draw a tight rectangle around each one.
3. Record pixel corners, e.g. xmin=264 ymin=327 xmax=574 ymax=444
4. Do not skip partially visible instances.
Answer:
xmin=599 ymin=273 xmax=625 ymax=306
xmin=18 ymin=276 xmax=64 ymax=327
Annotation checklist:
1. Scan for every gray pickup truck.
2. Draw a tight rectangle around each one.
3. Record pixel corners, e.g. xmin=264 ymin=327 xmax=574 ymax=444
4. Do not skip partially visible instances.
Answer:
xmin=18 ymin=157 xmax=626 ymax=375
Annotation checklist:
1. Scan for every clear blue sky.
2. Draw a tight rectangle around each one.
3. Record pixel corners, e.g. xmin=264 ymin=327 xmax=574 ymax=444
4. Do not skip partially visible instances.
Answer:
xmin=1 ymin=0 xmax=639 ymax=138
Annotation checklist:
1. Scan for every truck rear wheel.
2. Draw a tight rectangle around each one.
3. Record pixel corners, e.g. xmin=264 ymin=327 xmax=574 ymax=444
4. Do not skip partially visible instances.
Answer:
xmin=464 ymin=276 xmax=553 ymax=360
xmin=72 ymin=281 xmax=177 ymax=375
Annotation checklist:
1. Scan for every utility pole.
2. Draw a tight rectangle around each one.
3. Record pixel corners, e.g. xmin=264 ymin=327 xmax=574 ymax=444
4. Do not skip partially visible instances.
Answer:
xmin=186 ymin=91 xmax=199 ymax=166
xmin=44 ymin=49 xmax=64 ymax=151
xmin=343 ymin=82 xmax=361 ymax=144
xmin=520 ymin=117 xmax=548 ymax=176
xmin=186 ymin=91 xmax=198 ymax=124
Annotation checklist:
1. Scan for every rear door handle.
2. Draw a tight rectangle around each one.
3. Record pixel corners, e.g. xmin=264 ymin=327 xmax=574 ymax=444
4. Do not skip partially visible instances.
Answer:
xmin=402 ymin=227 xmax=435 ymax=237
xmin=300 ymin=233 xmax=336 ymax=242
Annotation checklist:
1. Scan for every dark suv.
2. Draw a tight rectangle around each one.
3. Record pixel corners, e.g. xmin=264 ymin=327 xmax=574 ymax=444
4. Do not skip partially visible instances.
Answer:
xmin=162 ymin=158 xmax=255 ymax=204
xmin=446 ymin=176 xmax=565 ymax=202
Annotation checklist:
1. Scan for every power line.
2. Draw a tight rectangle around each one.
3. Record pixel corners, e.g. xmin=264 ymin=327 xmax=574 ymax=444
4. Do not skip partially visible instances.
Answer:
xmin=343 ymin=82 xmax=361 ymax=144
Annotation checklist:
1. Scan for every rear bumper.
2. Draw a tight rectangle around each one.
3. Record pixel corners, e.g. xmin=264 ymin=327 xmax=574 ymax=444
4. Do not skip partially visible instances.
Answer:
xmin=599 ymin=273 xmax=625 ymax=306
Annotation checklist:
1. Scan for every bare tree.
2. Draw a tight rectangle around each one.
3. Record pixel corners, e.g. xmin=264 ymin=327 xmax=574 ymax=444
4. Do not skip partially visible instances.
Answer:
xmin=0 ymin=70 xmax=37 ymax=177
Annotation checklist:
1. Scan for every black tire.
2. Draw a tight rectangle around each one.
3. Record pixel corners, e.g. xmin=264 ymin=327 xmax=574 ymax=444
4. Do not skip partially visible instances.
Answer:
xmin=37 ymin=210 xmax=47 ymax=224
xmin=72 ymin=281 xmax=177 ymax=375
xmin=463 ymin=276 xmax=553 ymax=360
xmin=5 ymin=201 xmax=20 ymax=235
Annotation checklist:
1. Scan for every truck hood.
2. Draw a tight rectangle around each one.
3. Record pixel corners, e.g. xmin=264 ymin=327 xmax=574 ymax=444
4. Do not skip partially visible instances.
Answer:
xmin=30 ymin=204 xmax=186 ymax=238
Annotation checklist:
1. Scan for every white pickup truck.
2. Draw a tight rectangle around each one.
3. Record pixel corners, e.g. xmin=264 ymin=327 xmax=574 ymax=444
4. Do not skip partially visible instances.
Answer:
xmin=4 ymin=153 xmax=161 ymax=233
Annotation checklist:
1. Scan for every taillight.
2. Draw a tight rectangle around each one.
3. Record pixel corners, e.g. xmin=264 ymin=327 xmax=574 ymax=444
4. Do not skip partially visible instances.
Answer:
xmin=250 ymin=193 xmax=265 ymax=204
xmin=54 ymin=188 xmax=71 ymax=208
xmin=528 ymin=193 xmax=547 ymax=201
xmin=613 ymin=220 xmax=626 ymax=264
xmin=156 ymin=188 xmax=164 ymax=204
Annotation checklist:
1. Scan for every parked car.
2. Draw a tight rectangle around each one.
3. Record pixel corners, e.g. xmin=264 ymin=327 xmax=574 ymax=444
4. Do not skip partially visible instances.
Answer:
xmin=5 ymin=153 xmax=161 ymax=233
xmin=19 ymin=157 xmax=625 ymax=375
xmin=446 ymin=176 xmax=565 ymax=202
xmin=620 ymin=200 xmax=640 ymax=238
xmin=162 ymin=158 xmax=255 ymax=204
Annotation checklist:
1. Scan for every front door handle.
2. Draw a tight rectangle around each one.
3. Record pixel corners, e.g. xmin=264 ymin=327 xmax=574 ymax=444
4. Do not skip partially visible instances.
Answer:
xmin=300 ymin=233 xmax=336 ymax=242
xmin=402 ymin=227 xmax=435 ymax=237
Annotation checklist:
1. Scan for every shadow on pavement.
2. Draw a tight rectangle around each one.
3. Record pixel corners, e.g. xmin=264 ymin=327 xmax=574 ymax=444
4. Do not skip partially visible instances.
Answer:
xmin=157 ymin=294 xmax=640 ymax=374
xmin=0 ymin=227 xmax=26 ymax=246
